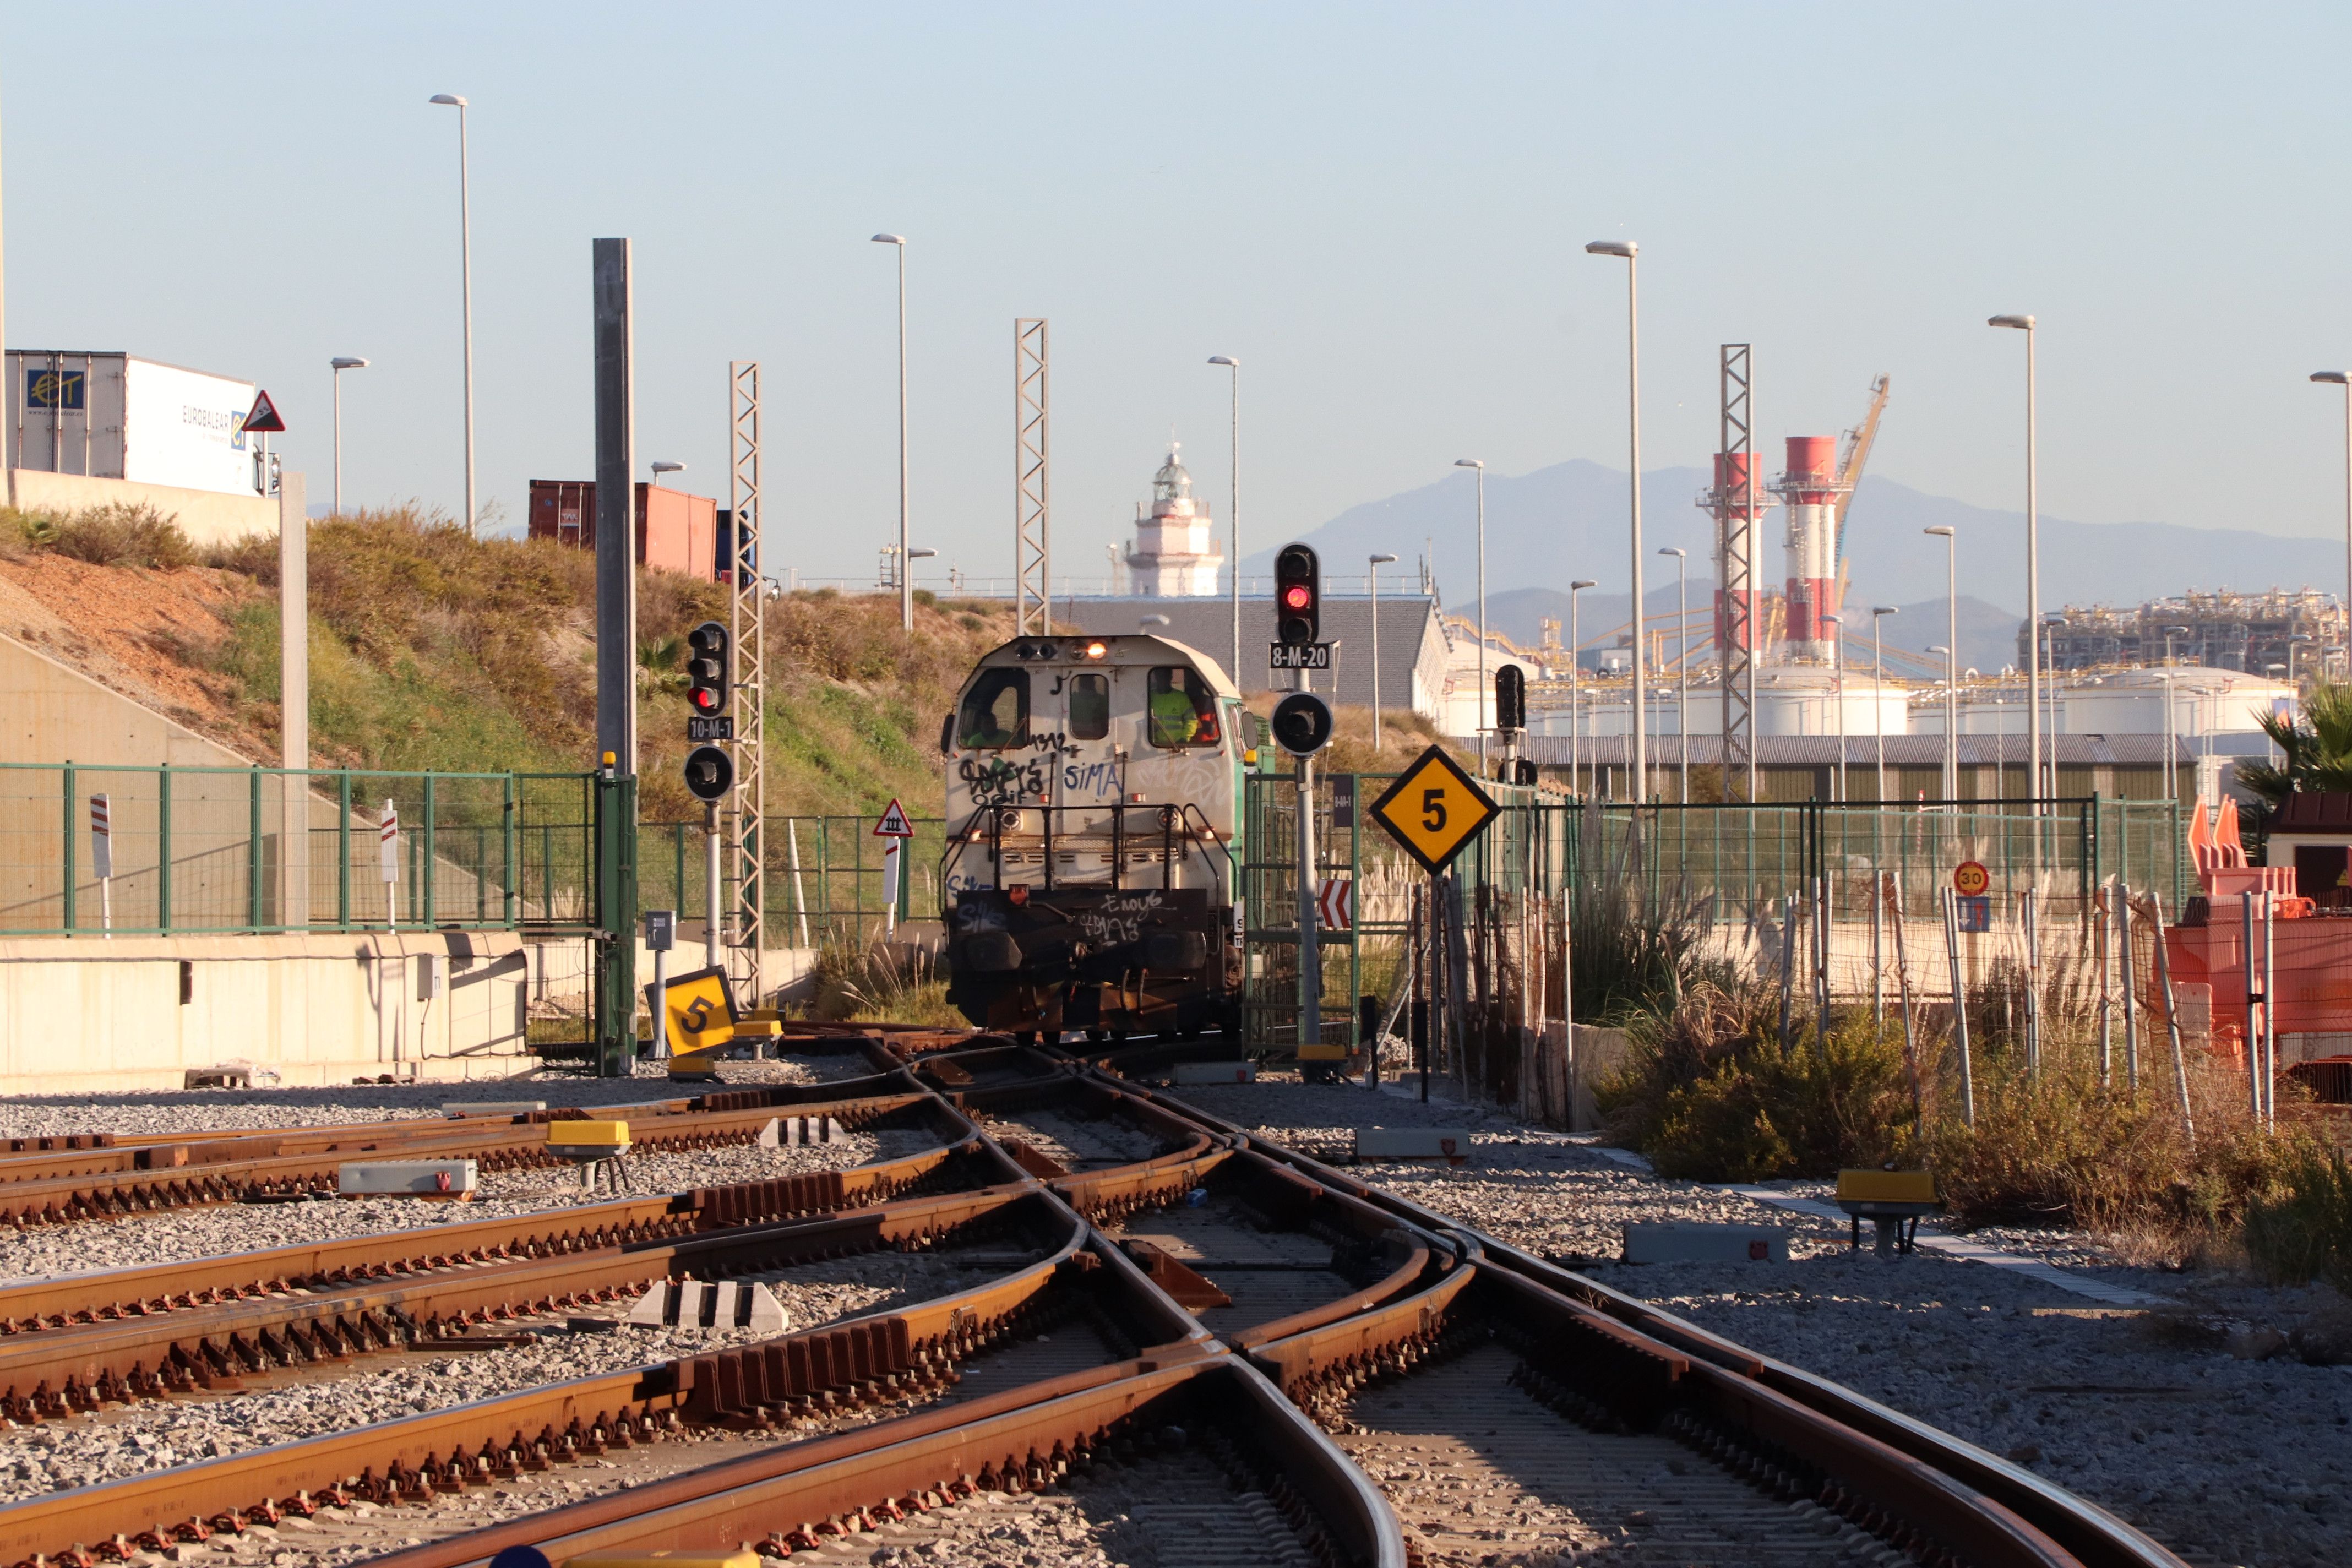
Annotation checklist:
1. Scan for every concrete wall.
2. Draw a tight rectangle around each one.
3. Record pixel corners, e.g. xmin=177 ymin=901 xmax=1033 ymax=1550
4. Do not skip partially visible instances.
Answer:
xmin=10 ymin=471 xmax=278 ymax=551
xmin=0 ymin=930 xmax=535 ymax=1093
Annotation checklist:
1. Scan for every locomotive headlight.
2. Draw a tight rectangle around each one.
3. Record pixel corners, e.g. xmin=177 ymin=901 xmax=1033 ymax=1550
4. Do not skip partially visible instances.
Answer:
xmin=1083 ymin=641 xmax=1107 ymax=660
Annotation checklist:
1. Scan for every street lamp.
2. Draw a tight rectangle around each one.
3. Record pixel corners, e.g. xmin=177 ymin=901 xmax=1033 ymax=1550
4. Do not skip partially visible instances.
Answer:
xmin=908 ymin=546 xmax=938 ymax=595
xmin=1871 ymin=606 xmax=1900 ymax=802
xmin=1209 ymin=357 xmax=1240 ymax=680
xmin=1569 ymin=579 xmax=1597 ymax=796
xmin=2289 ymin=633 xmax=2313 ymax=687
xmin=872 ymin=233 xmax=911 ymax=630
xmin=2164 ymin=624 xmax=2192 ymax=667
xmin=1929 ymin=646 xmax=1954 ymax=800
xmin=1370 ymin=552 xmax=1398 ymax=750
xmin=1456 ymin=459 xmax=1488 ymax=772
xmin=1823 ymin=612 xmax=1847 ymax=802
xmin=329 ymin=357 xmax=368 ymax=516
xmin=1990 ymin=313 xmax=2040 ymax=821
xmin=1924 ymin=525 xmax=1958 ymax=800
xmin=427 ymin=95 xmax=475 ymax=537
xmin=2312 ymin=371 xmax=2351 ymax=676
xmin=650 ymin=460 xmax=684 ymax=484
xmin=2041 ymin=614 xmax=2067 ymax=798
xmin=1587 ymin=240 xmax=1647 ymax=802
xmin=1658 ymin=546 xmax=1689 ymax=801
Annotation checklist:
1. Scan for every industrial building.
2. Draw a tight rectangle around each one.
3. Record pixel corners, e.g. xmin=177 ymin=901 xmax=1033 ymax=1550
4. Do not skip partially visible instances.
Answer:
xmin=2033 ymin=588 xmax=2345 ymax=678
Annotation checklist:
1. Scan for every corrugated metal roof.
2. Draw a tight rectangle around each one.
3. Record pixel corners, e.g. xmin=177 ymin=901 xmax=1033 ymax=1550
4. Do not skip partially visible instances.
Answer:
xmin=2267 ymin=791 xmax=2352 ymax=834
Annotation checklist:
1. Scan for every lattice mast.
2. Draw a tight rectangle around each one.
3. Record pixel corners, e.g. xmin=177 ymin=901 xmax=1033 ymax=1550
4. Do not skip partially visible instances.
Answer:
xmin=1700 ymin=345 xmax=1773 ymax=802
xmin=727 ymin=361 xmax=765 ymax=1000
xmin=1015 ymin=320 xmax=1050 ymax=634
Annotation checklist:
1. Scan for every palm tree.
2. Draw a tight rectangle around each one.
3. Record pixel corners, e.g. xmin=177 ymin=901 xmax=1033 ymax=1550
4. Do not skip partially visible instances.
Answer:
xmin=2236 ymin=679 xmax=2352 ymax=810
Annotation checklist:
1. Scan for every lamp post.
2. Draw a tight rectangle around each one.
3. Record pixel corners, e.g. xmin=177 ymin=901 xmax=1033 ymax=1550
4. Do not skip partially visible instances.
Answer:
xmin=1587 ymin=241 xmax=1647 ymax=802
xmin=651 ymin=460 xmax=684 ymax=485
xmin=908 ymin=546 xmax=937 ymax=597
xmin=427 ymin=95 xmax=475 ymax=537
xmin=1370 ymin=552 xmax=1398 ymax=750
xmin=1823 ymin=613 xmax=1847 ymax=801
xmin=2164 ymin=624 xmax=2192 ymax=667
xmin=2159 ymin=671 xmax=2178 ymax=802
xmin=1657 ymin=546 xmax=1689 ymax=801
xmin=1872 ymin=606 xmax=1899 ymax=802
xmin=2311 ymin=371 xmax=2351 ymax=676
xmin=2041 ymin=615 xmax=2067 ymax=798
xmin=872 ymin=234 xmax=911 ymax=630
xmin=1209 ymin=357 xmax=1240 ymax=681
xmin=329 ymin=357 xmax=368 ymax=516
xmin=1569 ymin=579 xmax=1596 ymax=796
xmin=1924 ymin=525 xmax=1958 ymax=801
xmin=1989 ymin=315 xmax=2040 ymax=821
xmin=1455 ymin=460 xmax=1487 ymax=772
xmin=2289 ymin=633 xmax=2313 ymax=689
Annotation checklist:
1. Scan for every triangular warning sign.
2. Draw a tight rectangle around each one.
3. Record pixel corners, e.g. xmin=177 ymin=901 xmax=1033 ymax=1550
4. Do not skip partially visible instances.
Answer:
xmin=873 ymin=798 xmax=914 ymax=838
xmin=240 ymin=389 xmax=287 ymax=434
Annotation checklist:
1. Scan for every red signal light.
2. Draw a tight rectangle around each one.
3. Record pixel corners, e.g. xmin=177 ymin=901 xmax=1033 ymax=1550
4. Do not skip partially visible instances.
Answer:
xmin=1283 ymin=585 xmax=1311 ymax=609
xmin=691 ymin=688 xmax=717 ymax=712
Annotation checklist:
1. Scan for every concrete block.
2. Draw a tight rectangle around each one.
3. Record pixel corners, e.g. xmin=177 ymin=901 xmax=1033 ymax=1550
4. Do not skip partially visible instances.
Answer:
xmin=442 ymin=1101 xmax=547 ymax=1119
xmin=1353 ymin=1128 xmax=1472 ymax=1162
xmin=759 ymin=1115 xmax=846 ymax=1149
xmin=338 ymin=1159 xmax=478 ymax=1198
xmin=1172 ymin=1061 xmax=1256 ymax=1085
xmin=625 ymin=1278 xmax=788 ymax=1333
xmin=1621 ymin=1222 xmax=1788 ymax=1265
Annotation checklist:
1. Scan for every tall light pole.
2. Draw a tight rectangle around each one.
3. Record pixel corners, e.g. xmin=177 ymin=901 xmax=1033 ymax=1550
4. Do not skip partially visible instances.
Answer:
xmin=1925 ymin=526 xmax=1958 ymax=800
xmin=1209 ymin=357 xmax=1240 ymax=681
xmin=2041 ymin=614 xmax=2066 ymax=797
xmin=1990 ymin=314 xmax=2039 ymax=819
xmin=651 ymin=460 xmax=684 ymax=486
xmin=427 ymin=95 xmax=475 ymax=537
xmin=1569 ymin=579 xmax=1596 ymax=795
xmin=2312 ymin=371 xmax=2352 ymax=675
xmin=329 ymin=357 xmax=368 ymax=516
xmin=1871 ymin=605 xmax=1899 ymax=802
xmin=1587 ymin=241 xmax=1647 ymax=801
xmin=1658 ymin=546 xmax=1688 ymax=801
xmin=1370 ymin=551 xmax=1398 ymax=750
xmin=1456 ymin=459 xmax=1487 ymax=771
xmin=873 ymin=234 xmax=911 ymax=629
xmin=1823 ymin=612 xmax=1847 ymax=801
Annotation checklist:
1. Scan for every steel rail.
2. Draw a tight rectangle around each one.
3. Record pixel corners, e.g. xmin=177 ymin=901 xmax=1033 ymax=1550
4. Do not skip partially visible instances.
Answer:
xmin=0 ymin=1091 xmax=935 ymax=1230
xmin=1114 ymin=1071 xmax=2193 ymax=1568
xmin=0 ymin=1119 xmax=986 ymax=1333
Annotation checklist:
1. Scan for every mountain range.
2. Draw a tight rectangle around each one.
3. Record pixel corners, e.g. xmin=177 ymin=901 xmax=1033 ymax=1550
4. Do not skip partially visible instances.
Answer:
xmin=1243 ymin=459 xmax=2344 ymax=673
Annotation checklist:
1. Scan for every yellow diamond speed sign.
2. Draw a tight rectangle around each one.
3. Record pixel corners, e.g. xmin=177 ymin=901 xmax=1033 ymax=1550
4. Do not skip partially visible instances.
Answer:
xmin=1368 ymin=745 xmax=1500 ymax=876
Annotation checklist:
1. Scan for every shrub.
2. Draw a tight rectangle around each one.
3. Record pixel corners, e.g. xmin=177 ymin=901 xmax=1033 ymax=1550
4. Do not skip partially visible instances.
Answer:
xmin=1601 ymin=979 xmax=1919 ymax=1180
xmin=2243 ymin=1144 xmax=2352 ymax=1289
xmin=807 ymin=943 xmax=960 ymax=1028
xmin=9 ymin=503 xmax=194 ymax=569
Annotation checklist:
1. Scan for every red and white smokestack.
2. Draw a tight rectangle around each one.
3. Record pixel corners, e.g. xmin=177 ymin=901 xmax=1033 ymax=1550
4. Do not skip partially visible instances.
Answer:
xmin=1776 ymin=435 xmax=1843 ymax=662
xmin=1703 ymin=450 xmax=1778 ymax=657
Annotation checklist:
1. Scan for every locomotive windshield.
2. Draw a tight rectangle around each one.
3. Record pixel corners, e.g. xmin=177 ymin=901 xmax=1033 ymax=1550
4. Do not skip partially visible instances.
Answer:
xmin=1147 ymin=667 xmax=1222 ymax=747
xmin=957 ymin=668 xmax=1028 ymax=749
xmin=1069 ymin=673 xmax=1110 ymax=739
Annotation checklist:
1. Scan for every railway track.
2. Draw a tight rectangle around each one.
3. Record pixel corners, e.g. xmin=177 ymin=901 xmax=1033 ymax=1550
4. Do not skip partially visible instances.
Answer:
xmin=0 ymin=1041 xmax=2189 ymax=1568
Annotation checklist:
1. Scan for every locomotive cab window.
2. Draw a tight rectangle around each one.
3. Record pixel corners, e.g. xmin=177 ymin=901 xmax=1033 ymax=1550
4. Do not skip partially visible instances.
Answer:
xmin=1147 ymin=667 xmax=1222 ymax=748
xmin=1068 ymin=673 xmax=1110 ymax=740
xmin=957 ymin=669 xmax=1028 ymax=749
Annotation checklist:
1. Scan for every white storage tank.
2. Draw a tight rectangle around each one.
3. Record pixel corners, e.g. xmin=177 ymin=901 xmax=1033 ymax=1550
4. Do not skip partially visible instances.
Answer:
xmin=7 ymin=351 xmax=264 ymax=498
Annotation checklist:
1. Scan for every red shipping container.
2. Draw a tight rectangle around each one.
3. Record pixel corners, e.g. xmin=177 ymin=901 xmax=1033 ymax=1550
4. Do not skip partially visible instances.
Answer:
xmin=527 ymin=479 xmax=716 ymax=580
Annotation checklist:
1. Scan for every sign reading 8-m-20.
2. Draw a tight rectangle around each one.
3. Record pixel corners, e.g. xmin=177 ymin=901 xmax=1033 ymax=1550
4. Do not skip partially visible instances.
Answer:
xmin=1368 ymin=744 xmax=1499 ymax=876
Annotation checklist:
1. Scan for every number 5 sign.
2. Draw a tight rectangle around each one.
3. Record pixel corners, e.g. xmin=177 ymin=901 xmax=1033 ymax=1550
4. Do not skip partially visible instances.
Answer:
xmin=1368 ymin=744 xmax=1500 ymax=876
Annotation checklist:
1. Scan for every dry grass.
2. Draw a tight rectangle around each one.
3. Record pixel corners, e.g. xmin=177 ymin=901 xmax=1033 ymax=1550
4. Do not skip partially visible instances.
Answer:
xmin=804 ymin=943 xmax=961 ymax=1028
xmin=1 ymin=503 xmax=195 ymax=569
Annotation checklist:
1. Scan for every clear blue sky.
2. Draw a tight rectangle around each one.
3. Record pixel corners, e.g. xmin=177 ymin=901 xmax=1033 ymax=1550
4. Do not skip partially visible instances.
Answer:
xmin=9 ymin=3 xmax=2351 ymax=592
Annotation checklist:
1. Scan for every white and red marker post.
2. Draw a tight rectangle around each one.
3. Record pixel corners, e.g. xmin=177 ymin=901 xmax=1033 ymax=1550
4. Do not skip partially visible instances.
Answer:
xmin=380 ymin=800 xmax=400 ymax=930
xmin=874 ymin=798 xmax=914 ymax=937
xmin=90 ymin=793 xmax=114 ymax=937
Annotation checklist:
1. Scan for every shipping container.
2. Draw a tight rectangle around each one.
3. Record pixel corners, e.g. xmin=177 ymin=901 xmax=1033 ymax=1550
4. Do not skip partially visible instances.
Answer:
xmin=6 ymin=351 xmax=265 ymax=498
xmin=526 ymin=480 xmax=716 ymax=580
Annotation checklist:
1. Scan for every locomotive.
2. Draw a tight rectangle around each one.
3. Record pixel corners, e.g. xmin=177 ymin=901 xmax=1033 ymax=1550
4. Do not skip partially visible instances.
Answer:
xmin=938 ymin=632 xmax=1249 ymax=1040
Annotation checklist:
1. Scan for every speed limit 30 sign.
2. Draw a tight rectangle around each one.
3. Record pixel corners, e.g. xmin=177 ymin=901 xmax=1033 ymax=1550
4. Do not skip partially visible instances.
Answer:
xmin=1952 ymin=860 xmax=1990 ymax=897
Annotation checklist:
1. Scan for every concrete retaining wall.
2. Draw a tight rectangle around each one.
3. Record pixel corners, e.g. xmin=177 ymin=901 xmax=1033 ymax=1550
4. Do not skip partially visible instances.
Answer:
xmin=0 ymin=931 xmax=535 ymax=1093
xmin=9 ymin=471 xmax=277 ymax=550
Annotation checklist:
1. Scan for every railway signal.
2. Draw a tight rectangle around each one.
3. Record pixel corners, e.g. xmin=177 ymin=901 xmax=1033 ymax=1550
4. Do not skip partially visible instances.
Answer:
xmin=1271 ymin=543 xmax=1331 ymax=674
xmin=686 ymin=620 xmax=730 ymax=727
xmin=1495 ymin=665 xmax=1526 ymax=734
xmin=1270 ymin=692 xmax=1334 ymax=756
xmin=683 ymin=744 xmax=734 ymax=802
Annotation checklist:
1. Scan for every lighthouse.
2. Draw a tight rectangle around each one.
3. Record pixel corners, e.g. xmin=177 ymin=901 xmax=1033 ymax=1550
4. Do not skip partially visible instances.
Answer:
xmin=1124 ymin=443 xmax=1225 ymax=596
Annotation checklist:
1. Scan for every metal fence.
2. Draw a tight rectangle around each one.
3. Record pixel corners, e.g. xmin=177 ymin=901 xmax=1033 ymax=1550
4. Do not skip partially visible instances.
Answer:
xmin=638 ymin=814 xmax=948 ymax=950
xmin=0 ymin=763 xmax=558 ymax=936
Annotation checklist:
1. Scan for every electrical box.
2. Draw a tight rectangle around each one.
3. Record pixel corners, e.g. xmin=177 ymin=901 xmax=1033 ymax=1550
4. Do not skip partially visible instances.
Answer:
xmin=416 ymin=953 xmax=446 ymax=1001
xmin=645 ymin=909 xmax=677 ymax=952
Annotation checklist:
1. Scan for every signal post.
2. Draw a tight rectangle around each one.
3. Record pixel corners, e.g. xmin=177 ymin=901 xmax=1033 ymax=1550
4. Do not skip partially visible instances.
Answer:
xmin=1270 ymin=545 xmax=1340 ymax=1074
xmin=683 ymin=620 xmax=734 ymax=971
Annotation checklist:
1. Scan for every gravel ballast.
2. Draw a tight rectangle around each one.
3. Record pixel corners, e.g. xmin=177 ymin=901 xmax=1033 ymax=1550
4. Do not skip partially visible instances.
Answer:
xmin=1162 ymin=1072 xmax=2352 ymax=1568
